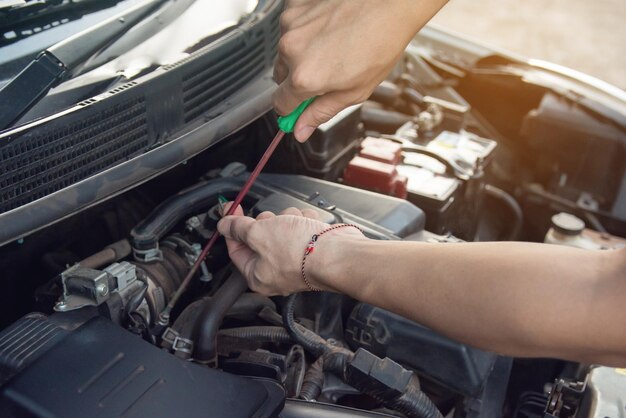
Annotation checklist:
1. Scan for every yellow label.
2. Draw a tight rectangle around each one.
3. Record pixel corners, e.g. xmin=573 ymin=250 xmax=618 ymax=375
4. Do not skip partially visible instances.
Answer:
xmin=616 ymin=368 xmax=626 ymax=376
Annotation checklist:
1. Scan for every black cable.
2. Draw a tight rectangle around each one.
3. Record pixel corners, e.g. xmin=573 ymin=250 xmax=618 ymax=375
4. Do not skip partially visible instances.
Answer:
xmin=484 ymin=184 xmax=523 ymax=241
xmin=282 ymin=293 xmax=329 ymax=357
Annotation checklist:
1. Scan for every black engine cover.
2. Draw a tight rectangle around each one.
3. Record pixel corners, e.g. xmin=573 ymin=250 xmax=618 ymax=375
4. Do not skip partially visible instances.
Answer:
xmin=0 ymin=316 xmax=284 ymax=418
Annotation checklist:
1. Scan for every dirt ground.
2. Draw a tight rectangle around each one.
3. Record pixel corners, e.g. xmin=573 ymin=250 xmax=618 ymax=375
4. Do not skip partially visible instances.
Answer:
xmin=430 ymin=0 xmax=626 ymax=90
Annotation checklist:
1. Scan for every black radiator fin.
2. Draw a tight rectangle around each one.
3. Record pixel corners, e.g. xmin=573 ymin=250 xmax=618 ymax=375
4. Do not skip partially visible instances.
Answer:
xmin=0 ymin=97 xmax=148 ymax=212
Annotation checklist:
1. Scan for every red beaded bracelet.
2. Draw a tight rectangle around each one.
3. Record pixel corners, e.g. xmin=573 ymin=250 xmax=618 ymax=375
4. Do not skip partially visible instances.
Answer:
xmin=300 ymin=223 xmax=363 ymax=292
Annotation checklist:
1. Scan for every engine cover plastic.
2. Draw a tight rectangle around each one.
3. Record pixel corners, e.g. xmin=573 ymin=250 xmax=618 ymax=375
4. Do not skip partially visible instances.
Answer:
xmin=0 ymin=316 xmax=284 ymax=418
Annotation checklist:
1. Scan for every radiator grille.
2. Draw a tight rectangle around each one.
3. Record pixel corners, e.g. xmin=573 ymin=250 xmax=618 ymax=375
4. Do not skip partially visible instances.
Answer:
xmin=0 ymin=0 xmax=281 ymax=216
xmin=0 ymin=97 xmax=148 ymax=212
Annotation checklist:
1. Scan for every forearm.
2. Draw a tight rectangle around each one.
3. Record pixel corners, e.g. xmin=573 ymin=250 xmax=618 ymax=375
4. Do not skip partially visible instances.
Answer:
xmin=313 ymin=237 xmax=626 ymax=365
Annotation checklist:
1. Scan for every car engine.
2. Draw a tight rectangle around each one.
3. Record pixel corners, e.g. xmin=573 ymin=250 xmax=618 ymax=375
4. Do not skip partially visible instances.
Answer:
xmin=1 ymin=12 xmax=625 ymax=417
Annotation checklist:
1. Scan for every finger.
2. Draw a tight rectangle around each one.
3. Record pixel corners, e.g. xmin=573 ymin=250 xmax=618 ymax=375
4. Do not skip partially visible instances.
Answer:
xmin=279 ymin=207 xmax=303 ymax=216
xmin=256 ymin=211 xmax=276 ymax=220
xmin=217 ymin=216 xmax=255 ymax=242
xmin=273 ymin=56 xmax=289 ymax=85
xmin=301 ymin=208 xmax=320 ymax=220
xmin=273 ymin=79 xmax=311 ymax=116
xmin=222 ymin=202 xmax=244 ymax=217
xmin=293 ymin=91 xmax=351 ymax=142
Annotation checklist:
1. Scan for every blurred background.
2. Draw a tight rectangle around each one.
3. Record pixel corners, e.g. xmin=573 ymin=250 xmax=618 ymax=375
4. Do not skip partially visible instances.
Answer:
xmin=430 ymin=0 xmax=626 ymax=90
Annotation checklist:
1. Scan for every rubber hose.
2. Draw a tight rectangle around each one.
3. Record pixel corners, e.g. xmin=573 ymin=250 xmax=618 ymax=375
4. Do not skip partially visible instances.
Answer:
xmin=282 ymin=293 xmax=328 ymax=357
xmin=172 ymin=297 xmax=209 ymax=339
xmin=194 ymin=270 xmax=248 ymax=363
xmin=176 ymin=294 xmax=276 ymax=341
xmin=387 ymin=377 xmax=443 ymax=418
xmin=361 ymin=103 xmax=413 ymax=133
xmin=227 ymin=293 xmax=276 ymax=319
xmin=79 ymin=239 xmax=131 ymax=269
xmin=218 ymin=326 xmax=293 ymax=344
xmin=484 ymin=184 xmax=523 ymax=241
xmin=131 ymin=179 xmax=243 ymax=251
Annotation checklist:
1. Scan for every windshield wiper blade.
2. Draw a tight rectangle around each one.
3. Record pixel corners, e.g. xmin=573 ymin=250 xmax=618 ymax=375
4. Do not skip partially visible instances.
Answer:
xmin=0 ymin=0 xmax=167 ymax=131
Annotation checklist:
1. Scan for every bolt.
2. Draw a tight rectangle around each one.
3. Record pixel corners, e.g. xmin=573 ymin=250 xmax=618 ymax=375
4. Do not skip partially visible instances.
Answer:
xmin=188 ymin=216 xmax=201 ymax=229
xmin=56 ymin=300 xmax=67 ymax=311
xmin=96 ymin=283 xmax=109 ymax=297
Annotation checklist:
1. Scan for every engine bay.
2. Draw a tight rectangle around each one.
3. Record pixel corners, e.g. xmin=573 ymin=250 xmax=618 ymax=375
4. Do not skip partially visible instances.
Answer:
xmin=0 ymin=43 xmax=625 ymax=417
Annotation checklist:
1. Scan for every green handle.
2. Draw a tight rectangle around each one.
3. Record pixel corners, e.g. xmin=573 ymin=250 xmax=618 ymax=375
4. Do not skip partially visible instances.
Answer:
xmin=277 ymin=97 xmax=315 ymax=133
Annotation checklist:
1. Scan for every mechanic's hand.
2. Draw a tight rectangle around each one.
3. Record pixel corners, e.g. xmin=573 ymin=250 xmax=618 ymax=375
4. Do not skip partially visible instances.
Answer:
xmin=217 ymin=206 xmax=365 ymax=296
xmin=274 ymin=0 xmax=446 ymax=142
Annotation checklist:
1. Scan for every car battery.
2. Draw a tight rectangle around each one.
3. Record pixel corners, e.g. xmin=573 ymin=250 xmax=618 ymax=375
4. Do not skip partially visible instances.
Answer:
xmin=396 ymin=161 xmax=462 ymax=235
xmin=344 ymin=128 xmax=496 ymax=238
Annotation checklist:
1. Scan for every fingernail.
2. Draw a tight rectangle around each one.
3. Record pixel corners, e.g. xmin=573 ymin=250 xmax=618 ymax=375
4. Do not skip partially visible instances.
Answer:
xmin=295 ymin=126 xmax=315 ymax=142
xmin=217 ymin=218 xmax=229 ymax=234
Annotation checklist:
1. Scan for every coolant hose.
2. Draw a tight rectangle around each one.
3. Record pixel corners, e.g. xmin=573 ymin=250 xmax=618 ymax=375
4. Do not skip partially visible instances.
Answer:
xmin=218 ymin=326 xmax=293 ymax=344
xmin=79 ymin=239 xmax=131 ymax=269
xmin=282 ymin=293 xmax=329 ymax=357
xmin=227 ymin=293 xmax=276 ymax=319
xmin=172 ymin=297 xmax=209 ymax=339
xmin=131 ymin=179 xmax=243 ymax=251
xmin=194 ymin=270 xmax=248 ymax=363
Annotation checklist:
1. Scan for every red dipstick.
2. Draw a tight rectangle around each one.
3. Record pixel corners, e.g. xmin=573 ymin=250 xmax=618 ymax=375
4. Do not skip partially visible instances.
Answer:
xmin=157 ymin=130 xmax=286 ymax=325
xmin=157 ymin=98 xmax=314 ymax=327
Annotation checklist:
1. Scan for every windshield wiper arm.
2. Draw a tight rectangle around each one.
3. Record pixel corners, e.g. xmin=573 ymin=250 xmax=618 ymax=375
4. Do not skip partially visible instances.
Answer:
xmin=0 ymin=0 xmax=167 ymax=131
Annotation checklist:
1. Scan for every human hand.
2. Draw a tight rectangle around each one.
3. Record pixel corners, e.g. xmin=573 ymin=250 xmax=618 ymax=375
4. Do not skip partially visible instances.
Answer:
xmin=274 ymin=0 xmax=447 ymax=142
xmin=217 ymin=206 xmax=365 ymax=296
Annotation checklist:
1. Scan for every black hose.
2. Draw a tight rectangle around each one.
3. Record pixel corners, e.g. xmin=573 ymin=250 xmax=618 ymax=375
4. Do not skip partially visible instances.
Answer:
xmin=484 ymin=184 xmax=523 ymax=241
xmin=227 ymin=293 xmax=276 ymax=319
xmin=218 ymin=326 xmax=293 ymax=344
xmin=387 ymin=377 xmax=443 ymax=418
xmin=172 ymin=297 xmax=209 ymax=339
xmin=131 ymin=179 xmax=244 ymax=251
xmin=193 ymin=270 xmax=248 ymax=363
xmin=361 ymin=102 xmax=413 ymax=133
xmin=282 ymin=293 xmax=329 ymax=357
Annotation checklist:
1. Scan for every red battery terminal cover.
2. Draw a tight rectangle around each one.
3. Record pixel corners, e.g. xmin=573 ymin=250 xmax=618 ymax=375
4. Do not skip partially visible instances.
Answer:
xmin=343 ymin=155 xmax=408 ymax=199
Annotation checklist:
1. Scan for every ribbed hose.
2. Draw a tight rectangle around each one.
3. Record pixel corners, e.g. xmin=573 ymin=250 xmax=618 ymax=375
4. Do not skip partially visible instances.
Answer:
xmin=387 ymin=378 xmax=443 ymax=418
xmin=282 ymin=293 xmax=328 ymax=357
xmin=218 ymin=326 xmax=293 ymax=344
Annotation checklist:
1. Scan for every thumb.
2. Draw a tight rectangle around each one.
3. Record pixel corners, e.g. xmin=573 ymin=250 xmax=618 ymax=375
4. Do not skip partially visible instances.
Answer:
xmin=293 ymin=92 xmax=350 ymax=142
